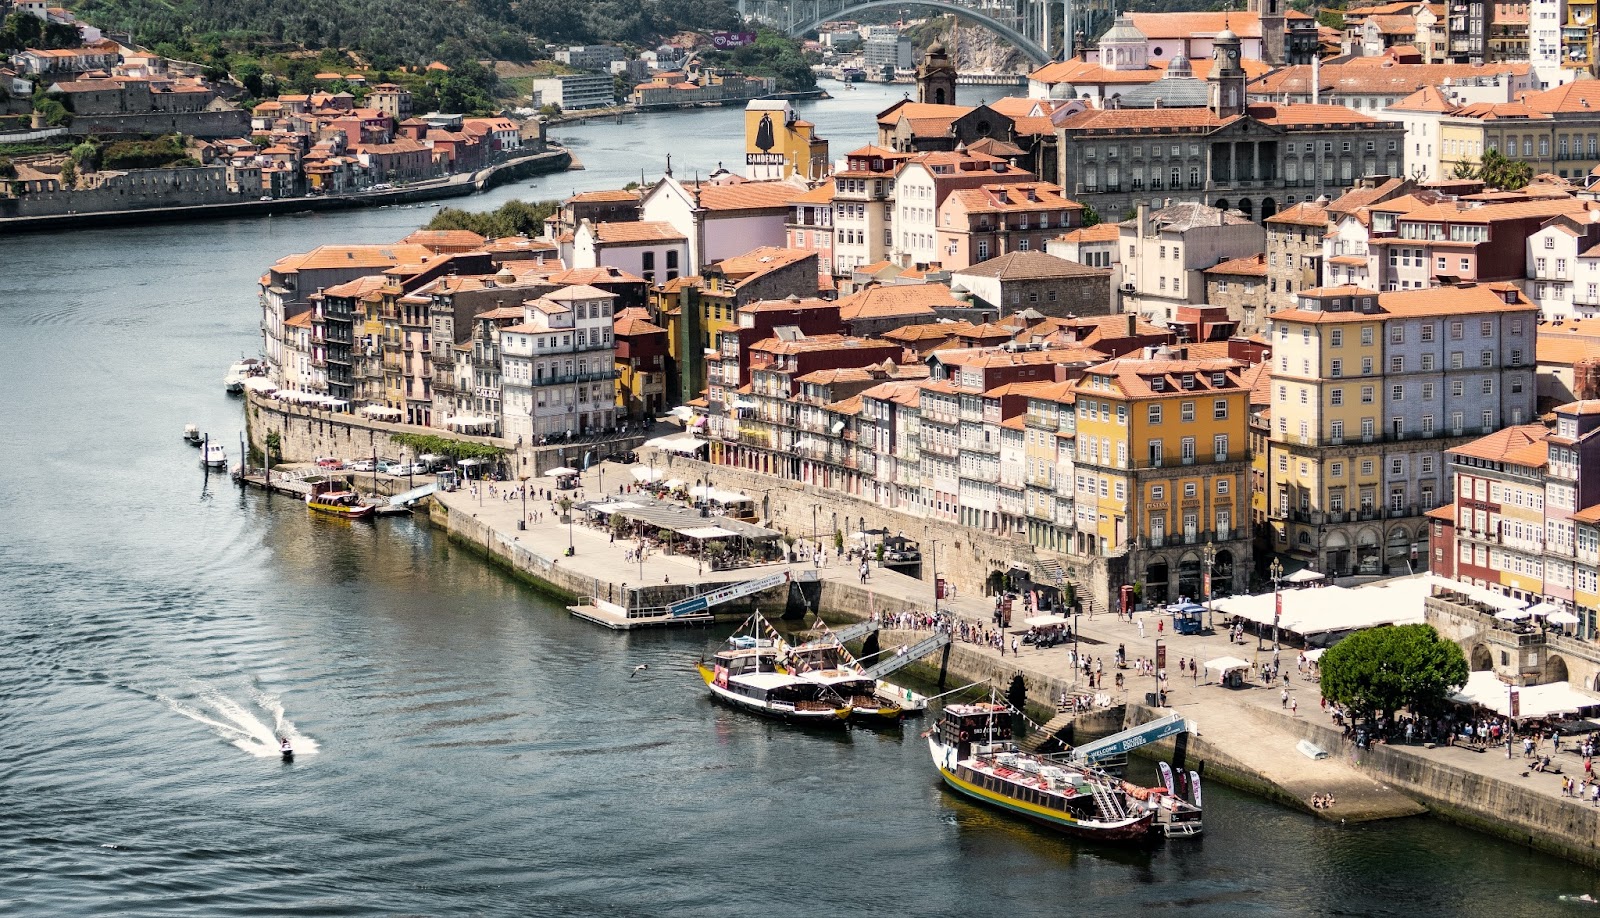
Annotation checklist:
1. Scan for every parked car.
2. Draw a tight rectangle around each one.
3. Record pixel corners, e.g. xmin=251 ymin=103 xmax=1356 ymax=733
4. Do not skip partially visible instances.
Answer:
xmin=604 ymin=450 xmax=638 ymax=464
xmin=349 ymin=459 xmax=376 ymax=472
xmin=394 ymin=463 xmax=429 ymax=476
xmin=314 ymin=457 xmax=344 ymax=470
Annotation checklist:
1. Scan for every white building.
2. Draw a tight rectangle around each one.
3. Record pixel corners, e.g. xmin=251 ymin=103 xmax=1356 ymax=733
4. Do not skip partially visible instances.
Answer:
xmin=1526 ymin=212 xmax=1600 ymax=319
xmin=499 ymin=285 xmax=619 ymax=443
xmin=640 ymin=175 xmax=805 ymax=270
xmin=532 ymin=73 xmax=614 ymax=110
xmin=1119 ymin=202 xmax=1266 ymax=322
xmin=571 ymin=219 xmax=689 ymax=284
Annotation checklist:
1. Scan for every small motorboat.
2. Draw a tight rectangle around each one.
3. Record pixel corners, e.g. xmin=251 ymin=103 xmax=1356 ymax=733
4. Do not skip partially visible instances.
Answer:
xmin=279 ymin=737 xmax=294 ymax=760
xmin=201 ymin=442 xmax=227 ymax=469
xmin=183 ymin=424 xmax=202 ymax=446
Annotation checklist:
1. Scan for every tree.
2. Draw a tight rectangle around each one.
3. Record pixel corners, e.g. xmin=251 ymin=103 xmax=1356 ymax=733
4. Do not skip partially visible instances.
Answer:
xmin=1475 ymin=148 xmax=1533 ymax=191
xmin=609 ymin=512 xmax=627 ymax=539
xmin=1079 ymin=203 xmax=1101 ymax=227
xmin=1318 ymin=624 xmax=1467 ymax=726
xmin=57 ymin=157 xmax=75 ymax=188
xmin=1451 ymin=159 xmax=1477 ymax=180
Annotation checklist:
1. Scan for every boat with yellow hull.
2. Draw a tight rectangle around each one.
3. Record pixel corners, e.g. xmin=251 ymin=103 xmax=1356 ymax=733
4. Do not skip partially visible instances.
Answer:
xmin=927 ymin=702 xmax=1159 ymax=843
xmin=305 ymin=482 xmax=375 ymax=520
xmin=781 ymin=637 xmax=904 ymax=723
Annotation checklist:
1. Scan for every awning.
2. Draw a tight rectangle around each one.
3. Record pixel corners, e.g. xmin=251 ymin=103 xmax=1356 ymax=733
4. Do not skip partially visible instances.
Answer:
xmin=733 ymin=398 xmax=758 ymax=410
xmin=1451 ymin=671 xmax=1600 ymax=718
xmin=1211 ymin=577 xmax=1430 ymax=637
xmin=1303 ymin=648 xmax=1327 ymax=663
xmin=1550 ymin=610 xmax=1583 ymax=626
xmin=690 ymin=485 xmax=751 ymax=504
xmin=447 ymin=415 xmax=494 ymax=428
xmin=678 ymin=525 xmax=741 ymax=539
xmin=1283 ymin=568 xmax=1326 ymax=584
xmin=589 ymin=501 xmax=642 ymax=513
xmin=631 ymin=467 xmax=662 ymax=483
xmin=691 ymin=415 xmax=708 ymax=428
xmin=1494 ymin=608 xmax=1531 ymax=622
xmin=243 ymin=376 xmax=278 ymax=393
xmin=1024 ymin=614 xmax=1070 ymax=628
xmin=643 ymin=436 xmax=706 ymax=455
xmin=1526 ymin=602 xmax=1559 ymax=618
xmin=1205 ymin=656 xmax=1251 ymax=674
xmin=361 ymin=405 xmax=402 ymax=418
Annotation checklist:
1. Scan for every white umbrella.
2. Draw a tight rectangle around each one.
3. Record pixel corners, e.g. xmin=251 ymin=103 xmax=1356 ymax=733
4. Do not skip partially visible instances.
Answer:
xmin=1284 ymin=568 xmax=1326 ymax=584
xmin=1549 ymin=610 xmax=1582 ymax=626
xmin=545 ymin=466 xmax=578 ymax=477
xmin=1494 ymin=608 xmax=1531 ymax=621
xmin=1525 ymin=601 xmax=1559 ymax=618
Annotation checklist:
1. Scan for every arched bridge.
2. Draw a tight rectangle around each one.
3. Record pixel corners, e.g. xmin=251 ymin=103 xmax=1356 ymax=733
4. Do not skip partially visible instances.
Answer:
xmin=742 ymin=0 xmax=1068 ymax=67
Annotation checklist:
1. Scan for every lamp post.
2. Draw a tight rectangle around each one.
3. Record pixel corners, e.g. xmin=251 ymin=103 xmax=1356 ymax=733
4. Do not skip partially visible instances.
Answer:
xmin=519 ymin=474 xmax=529 ymax=530
xmin=1202 ymin=540 xmax=1216 ymax=630
xmin=1265 ymin=557 xmax=1283 ymax=652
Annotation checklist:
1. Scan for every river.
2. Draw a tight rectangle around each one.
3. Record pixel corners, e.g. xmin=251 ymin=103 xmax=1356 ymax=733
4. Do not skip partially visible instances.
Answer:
xmin=0 ymin=81 xmax=1595 ymax=916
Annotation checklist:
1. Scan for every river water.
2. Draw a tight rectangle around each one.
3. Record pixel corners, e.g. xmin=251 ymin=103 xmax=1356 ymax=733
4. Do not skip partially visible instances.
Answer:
xmin=1 ymin=82 xmax=1596 ymax=916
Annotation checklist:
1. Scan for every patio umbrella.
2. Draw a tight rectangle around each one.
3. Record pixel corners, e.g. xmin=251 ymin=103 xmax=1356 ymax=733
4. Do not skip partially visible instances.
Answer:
xmin=1284 ymin=568 xmax=1326 ymax=584
xmin=1494 ymin=608 xmax=1531 ymax=621
xmin=1525 ymin=601 xmax=1559 ymax=618
xmin=1548 ymin=610 xmax=1582 ymax=626
xmin=544 ymin=467 xmax=578 ymax=477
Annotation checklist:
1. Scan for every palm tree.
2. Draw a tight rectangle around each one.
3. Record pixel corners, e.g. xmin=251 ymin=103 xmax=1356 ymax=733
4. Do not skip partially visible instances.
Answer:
xmin=1475 ymin=148 xmax=1533 ymax=191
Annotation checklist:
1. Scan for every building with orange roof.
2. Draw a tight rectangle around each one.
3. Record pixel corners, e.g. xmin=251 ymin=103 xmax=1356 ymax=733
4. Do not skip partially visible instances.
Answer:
xmin=1266 ymin=282 xmax=1538 ymax=577
xmin=891 ymin=150 xmax=1041 ymax=270
xmin=640 ymin=175 xmax=809 ymax=270
xmin=613 ymin=307 xmax=670 ymax=421
xmin=571 ymin=220 xmax=688 ymax=285
xmin=1120 ymin=202 xmax=1266 ymax=324
xmin=1068 ymin=348 xmax=1253 ymax=599
xmin=1263 ymin=199 xmax=1328 ymax=318
xmin=951 ymin=250 xmax=1112 ymax=319
xmin=400 ymin=229 xmax=488 ymax=255
xmin=1046 ymin=222 xmax=1121 ymax=271
xmin=499 ymin=284 xmax=619 ymax=442
xmin=1427 ymin=399 xmax=1600 ymax=631
xmin=786 ymin=182 xmax=834 ymax=280
xmin=831 ymin=146 xmax=914 ymax=279
xmin=935 ymin=183 xmax=1087 ymax=272
xmin=836 ymin=283 xmax=972 ymax=337
xmin=1536 ymin=316 xmax=1600 ymax=406
xmin=1203 ymin=254 xmax=1270 ymax=336
xmin=874 ymin=99 xmax=1018 ymax=154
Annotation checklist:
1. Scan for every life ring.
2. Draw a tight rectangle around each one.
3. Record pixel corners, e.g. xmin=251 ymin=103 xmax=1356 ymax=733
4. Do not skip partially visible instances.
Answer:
xmin=959 ymin=730 xmax=971 ymax=742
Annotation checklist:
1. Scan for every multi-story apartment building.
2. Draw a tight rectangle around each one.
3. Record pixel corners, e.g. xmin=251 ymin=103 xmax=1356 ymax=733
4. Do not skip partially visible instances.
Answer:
xmin=499 ymin=285 xmax=619 ymax=443
xmin=1523 ymin=210 xmax=1600 ymax=318
xmin=1448 ymin=0 xmax=1492 ymax=62
xmin=936 ymin=182 xmax=1085 ymax=268
xmin=830 ymin=145 xmax=908 ymax=277
xmin=1427 ymin=399 xmax=1600 ymax=633
xmin=786 ymin=184 xmax=834 ymax=280
xmin=1070 ymin=350 xmax=1253 ymax=604
xmin=1266 ymin=282 xmax=1539 ymax=578
xmin=1264 ymin=200 xmax=1328 ymax=314
xmin=1120 ymin=202 xmax=1267 ymax=323
xmin=1021 ymin=382 xmax=1079 ymax=553
xmin=891 ymin=150 xmax=1038 ymax=268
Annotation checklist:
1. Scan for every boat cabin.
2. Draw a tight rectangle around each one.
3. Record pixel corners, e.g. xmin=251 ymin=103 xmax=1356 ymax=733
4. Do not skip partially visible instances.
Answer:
xmin=938 ymin=702 xmax=1013 ymax=754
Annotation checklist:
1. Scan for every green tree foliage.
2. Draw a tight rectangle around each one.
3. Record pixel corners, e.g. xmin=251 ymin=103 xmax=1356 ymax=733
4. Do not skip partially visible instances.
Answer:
xmin=426 ymin=198 xmax=559 ymax=238
xmin=700 ymin=29 xmax=816 ymax=92
xmin=99 ymin=134 xmax=194 ymax=169
xmin=1474 ymin=148 xmax=1534 ymax=191
xmin=1079 ymin=203 xmax=1101 ymax=227
xmin=1318 ymin=624 xmax=1468 ymax=724
xmin=0 ymin=156 xmax=15 ymax=179
xmin=34 ymin=97 xmax=70 ymax=126
xmin=0 ymin=11 xmax=82 ymax=54
xmin=57 ymin=156 xmax=76 ymax=187
xmin=389 ymin=432 xmax=504 ymax=461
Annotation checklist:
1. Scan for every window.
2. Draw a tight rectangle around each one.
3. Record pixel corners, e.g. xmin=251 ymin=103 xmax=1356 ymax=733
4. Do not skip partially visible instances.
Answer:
xmin=1390 ymin=326 xmax=1405 ymax=344
xmin=1331 ymin=388 xmax=1344 ymax=406
xmin=1482 ymin=379 xmax=1493 ymax=395
xmin=1331 ymin=330 xmax=1343 ymax=347
xmin=1362 ymin=418 xmax=1375 ymax=438
xmin=1480 ymin=350 xmax=1493 ymax=368
xmin=1362 ymin=327 xmax=1374 ymax=346
xmin=1184 ymin=483 xmax=1197 ymax=498
xmin=1361 ymin=385 xmax=1374 ymax=404
xmin=1450 ymin=320 xmax=1463 ymax=339
xmin=1148 ymin=404 xmax=1162 ymax=424
xmin=1392 ymin=385 xmax=1404 ymax=402
xmin=1181 ymin=437 xmax=1196 ymax=461
xmin=1181 ymin=402 xmax=1195 ymax=422
xmin=1218 ymin=480 xmax=1230 ymax=495
xmin=1421 ymin=354 xmax=1434 ymax=371
xmin=1152 ymin=485 xmax=1165 ymax=500
xmin=1331 ymin=419 xmax=1344 ymax=440
xmin=1361 ymin=459 xmax=1375 ymax=476
xmin=1213 ymin=399 xmax=1228 ymax=420
xmin=1214 ymin=434 xmax=1229 ymax=461
xmin=1362 ymin=357 xmax=1373 ymax=375
xmin=1330 ymin=358 xmax=1343 ymax=377
xmin=1390 ymin=356 xmax=1404 ymax=374
xmin=1331 ymin=461 xmax=1343 ymax=477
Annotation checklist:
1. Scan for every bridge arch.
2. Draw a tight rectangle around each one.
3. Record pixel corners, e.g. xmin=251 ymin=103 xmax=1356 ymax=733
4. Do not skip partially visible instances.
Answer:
xmin=783 ymin=0 xmax=1052 ymax=66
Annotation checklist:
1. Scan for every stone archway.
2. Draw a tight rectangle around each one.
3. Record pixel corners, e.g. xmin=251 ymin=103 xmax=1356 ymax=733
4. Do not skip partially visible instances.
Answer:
xmin=1324 ymin=530 xmax=1350 ymax=578
xmin=1237 ymin=198 xmax=1253 ymax=219
xmin=1260 ymin=197 xmax=1278 ymax=221
xmin=1544 ymin=654 xmax=1570 ymax=685
xmin=1145 ymin=559 xmax=1171 ymax=605
xmin=1215 ymin=198 xmax=1230 ymax=212
xmin=1470 ymin=644 xmax=1493 ymax=671
xmin=1177 ymin=553 xmax=1202 ymax=602
xmin=1386 ymin=526 xmax=1413 ymax=575
xmin=1213 ymin=549 xmax=1235 ymax=597
xmin=1356 ymin=528 xmax=1381 ymax=575
xmin=986 ymin=569 xmax=1006 ymax=596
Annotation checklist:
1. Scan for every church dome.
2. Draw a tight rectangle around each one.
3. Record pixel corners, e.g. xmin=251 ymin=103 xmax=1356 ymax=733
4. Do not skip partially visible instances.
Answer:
xmin=1167 ymin=51 xmax=1192 ymax=77
xmin=1216 ymin=27 xmax=1239 ymax=43
xmin=1100 ymin=14 xmax=1147 ymax=45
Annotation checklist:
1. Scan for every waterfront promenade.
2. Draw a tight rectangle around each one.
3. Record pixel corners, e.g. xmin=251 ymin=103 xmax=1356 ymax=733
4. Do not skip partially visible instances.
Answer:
xmin=426 ymin=458 xmax=1600 ymax=863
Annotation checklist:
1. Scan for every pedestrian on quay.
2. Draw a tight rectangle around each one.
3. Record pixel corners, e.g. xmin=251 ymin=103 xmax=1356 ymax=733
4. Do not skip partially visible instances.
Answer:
xmin=1281 ymin=687 xmax=1289 ymax=709
xmin=1137 ymin=616 xmax=1145 ymax=639
xmin=1291 ymin=697 xmax=1299 ymax=717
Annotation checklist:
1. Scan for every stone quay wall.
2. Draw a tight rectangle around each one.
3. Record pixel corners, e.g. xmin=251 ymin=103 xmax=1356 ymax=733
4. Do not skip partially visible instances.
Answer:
xmin=653 ymin=451 xmax=1118 ymax=608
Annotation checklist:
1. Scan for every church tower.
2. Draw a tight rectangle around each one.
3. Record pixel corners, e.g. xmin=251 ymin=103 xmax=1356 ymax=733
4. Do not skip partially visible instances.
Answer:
xmin=1207 ymin=26 xmax=1247 ymax=118
xmin=917 ymin=41 xmax=957 ymax=106
xmin=1252 ymin=0 xmax=1287 ymax=66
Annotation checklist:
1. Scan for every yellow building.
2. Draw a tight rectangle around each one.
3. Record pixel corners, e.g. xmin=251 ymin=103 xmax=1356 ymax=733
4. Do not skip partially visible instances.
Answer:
xmin=1071 ymin=352 xmax=1251 ymax=604
xmin=1566 ymin=0 xmax=1596 ymax=74
xmin=744 ymin=99 xmax=830 ymax=181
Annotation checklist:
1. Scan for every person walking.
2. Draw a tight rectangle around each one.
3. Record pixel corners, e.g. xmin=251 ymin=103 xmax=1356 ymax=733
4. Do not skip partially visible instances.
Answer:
xmin=1137 ymin=616 xmax=1145 ymax=639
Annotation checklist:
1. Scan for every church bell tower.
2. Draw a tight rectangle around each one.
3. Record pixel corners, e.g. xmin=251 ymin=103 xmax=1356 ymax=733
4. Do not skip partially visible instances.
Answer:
xmin=917 ymin=41 xmax=957 ymax=106
xmin=1207 ymin=26 xmax=1247 ymax=118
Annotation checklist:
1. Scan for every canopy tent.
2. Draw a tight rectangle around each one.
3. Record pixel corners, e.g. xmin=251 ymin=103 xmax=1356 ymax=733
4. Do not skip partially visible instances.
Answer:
xmin=1525 ymin=602 xmax=1559 ymax=618
xmin=643 ymin=435 xmax=707 ymax=456
xmin=1283 ymin=568 xmax=1326 ymax=584
xmin=360 ymin=404 xmax=403 ymax=419
xmin=1205 ymin=656 xmax=1251 ymax=674
xmin=1426 ymin=575 xmax=1527 ymax=612
xmin=544 ymin=466 xmax=578 ymax=477
xmin=1494 ymin=608 xmax=1531 ymax=622
xmin=444 ymin=415 xmax=495 ymax=429
xmin=678 ymin=525 xmax=741 ymax=540
xmin=1210 ymin=577 xmax=1430 ymax=639
xmin=663 ymin=479 xmax=686 ymax=490
xmin=630 ymin=467 xmax=662 ymax=483
xmin=1303 ymin=647 xmax=1327 ymax=663
xmin=242 ymin=376 xmax=278 ymax=394
xmin=456 ymin=457 xmax=486 ymax=466
xmin=689 ymin=485 xmax=752 ymax=505
xmin=1024 ymin=614 xmax=1071 ymax=628
xmin=668 ymin=406 xmax=696 ymax=421
xmin=1451 ymin=671 xmax=1600 ymax=719
xmin=585 ymin=501 xmax=642 ymax=514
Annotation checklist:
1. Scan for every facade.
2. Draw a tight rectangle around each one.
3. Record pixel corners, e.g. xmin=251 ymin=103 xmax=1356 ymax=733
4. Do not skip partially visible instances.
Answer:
xmin=864 ymin=34 xmax=915 ymax=74
xmin=1119 ymin=202 xmax=1267 ymax=323
xmin=785 ymin=184 xmax=834 ymax=279
xmin=1266 ymin=282 xmax=1539 ymax=578
xmin=532 ymin=74 xmax=614 ymax=110
xmin=499 ymin=285 xmax=619 ymax=443
xmin=613 ymin=308 xmax=670 ymax=421
xmin=830 ymin=145 xmax=908 ymax=276
xmin=1070 ymin=351 xmax=1253 ymax=603
xmin=571 ymin=220 xmax=689 ymax=284
xmin=951 ymin=251 xmax=1113 ymax=318
xmin=889 ymin=150 xmax=1037 ymax=268
xmin=1264 ymin=200 xmax=1329 ymax=316
xmin=936 ymin=182 xmax=1085 ymax=269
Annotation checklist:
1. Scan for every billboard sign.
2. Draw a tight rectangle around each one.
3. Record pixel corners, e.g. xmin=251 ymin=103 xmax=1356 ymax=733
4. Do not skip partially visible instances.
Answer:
xmin=712 ymin=31 xmax=757 ymax=49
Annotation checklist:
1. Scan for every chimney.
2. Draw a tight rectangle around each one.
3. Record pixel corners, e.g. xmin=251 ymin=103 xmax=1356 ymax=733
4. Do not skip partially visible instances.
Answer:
xmin=1311 ymin=52 xmax=1321 ymax=106
xmin=1127 ymin=312 xmax=1137 ymax=337
xmin=1137 ymin=201 xmax=1149 ymax=237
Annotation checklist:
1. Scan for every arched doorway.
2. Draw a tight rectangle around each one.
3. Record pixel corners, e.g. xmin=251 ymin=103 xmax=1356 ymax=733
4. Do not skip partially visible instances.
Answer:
xmin=1214 ymin=198 xmax=1230 ymax=212
xmin=986 ymin=570 xmax=1006 ymax=596
xmin=1260 ymin=197 xmax=1278 ymax=221
xmin=1237 ymin=198 xmax=1253 ymax=219
xmin=1177 ymin=553 xmax=1202 ymax=602
xmin=1145 ymin=560 xmax=1171 ymax=605
xmin=1356 ymin=528 xmax=1381 ymax=575
xmin=1470 ymin=644 xmax=1493 ymax=671
xmin=1386 ymin=527 xmax=1413 ymax=575
xmin=1213 ymin=549 xmax=1235 ymax=597
xmin=1544 ymin=654 xmax=1569 ymax=685
xmin=1324 ymin=531 xmax=1350 ymax=578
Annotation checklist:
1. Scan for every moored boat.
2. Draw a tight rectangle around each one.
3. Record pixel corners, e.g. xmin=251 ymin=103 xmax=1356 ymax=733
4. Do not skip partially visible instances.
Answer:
xmin=305 ymin=481 xmax=375 ymax=520
xmin=224 ymin=358 xmax=264 ymax=394
xmin=201 ymin=442 xmax=227 ymax=469
xmin=697 ymin=627 xmax=851 ymax=727
xmin=183 ymin=424 xmax=202 ymax=446
xmin=782 ymin=637 xmax=903 ymax=723
xmin=927 ymin=702 xmax=1159 ymax=842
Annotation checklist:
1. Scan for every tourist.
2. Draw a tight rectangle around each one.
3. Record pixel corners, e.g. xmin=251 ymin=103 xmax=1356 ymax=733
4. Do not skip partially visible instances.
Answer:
xmin=1282 ymin=687 xmax=1290 ymax=709
xmin=1137 ymin=616 xmax=1145 ymax=639
xmin=1291 ymin=697 xmax=1299 ymax=717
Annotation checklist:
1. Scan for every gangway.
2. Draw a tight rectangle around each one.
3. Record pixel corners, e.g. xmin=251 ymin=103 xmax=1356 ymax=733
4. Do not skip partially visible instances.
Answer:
xmin=861 ymin=632 xmax=951 ymax=680
xmin=1065 ymin=712 xmax=1190 ymax=765
xmin=668 ymin=571 xmax=791 ymax=618
xmin=389 ymin=482 xmax=438 ymax=506
xmin=829 ymin=620 xmax=879 ymax=644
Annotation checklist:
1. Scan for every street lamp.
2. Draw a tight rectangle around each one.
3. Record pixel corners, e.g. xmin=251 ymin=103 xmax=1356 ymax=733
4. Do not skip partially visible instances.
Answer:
xmin=1202 ymin=540 xmax=1216 ymax=630
xmin=1265 ymin=556 xmax=1283 ymax=652
xmin=519 ymin=474 xmax=529 ymax=530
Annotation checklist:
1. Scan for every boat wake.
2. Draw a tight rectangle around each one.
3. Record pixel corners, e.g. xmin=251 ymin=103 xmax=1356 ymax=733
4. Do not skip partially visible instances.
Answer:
xmin=158 ymin=687 xmax=319 ymax=758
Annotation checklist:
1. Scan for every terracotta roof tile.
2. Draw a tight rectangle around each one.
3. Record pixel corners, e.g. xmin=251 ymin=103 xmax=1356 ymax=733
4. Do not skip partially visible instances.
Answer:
xmin=1447 ymin=424 xmax=1549 ymax=462
xmin=592 ymin=221 xmax=686 ymax=244
xmin=1204 ymin=253 xmax=1268 ymax=276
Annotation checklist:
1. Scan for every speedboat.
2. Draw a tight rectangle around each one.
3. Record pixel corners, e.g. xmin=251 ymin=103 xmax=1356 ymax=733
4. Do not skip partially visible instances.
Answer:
xmin=224 ymin=358 xmax=262 ymax=394
xmin=279 ymin=737 xmax=294 ymax=760
xmin=201 ymin=442 xmax=227 ymax=469
xmin=183 ymin=424 xmax=202 ymax=446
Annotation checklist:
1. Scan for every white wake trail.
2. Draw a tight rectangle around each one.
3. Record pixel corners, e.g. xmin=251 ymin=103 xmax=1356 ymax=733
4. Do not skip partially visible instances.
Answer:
xmin=159 ymin=687 xmax=319 ymax=758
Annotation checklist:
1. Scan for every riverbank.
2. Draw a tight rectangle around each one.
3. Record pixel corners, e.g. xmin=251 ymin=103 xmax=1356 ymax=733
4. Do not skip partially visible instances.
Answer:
xmin=545 ymin=89 xmax=831 ymax=126
xmin=417 ymin=454 xmax=1600 ymax=868
xmin=0 ymin=147 xmax=571 ymax=234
